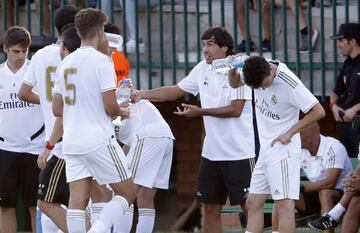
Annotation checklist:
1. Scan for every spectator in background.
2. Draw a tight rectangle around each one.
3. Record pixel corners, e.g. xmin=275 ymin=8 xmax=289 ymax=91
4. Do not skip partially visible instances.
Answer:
xmin=272 ymin=123 xmax=353 ymax=233
xmin=101 ymin=0 xmax=159 ymax=53
xmin=35 ymin=0 xmax=73 ymax=37
xmin=0 ymin=26 xmax=44 ymax=233
xmin=329 ymin=23 xmax=360 ymax=158
xmin=3 ymin=0 xmax=35 ymax=29
xmin=236 ymin=0 xmax=318 ymax=52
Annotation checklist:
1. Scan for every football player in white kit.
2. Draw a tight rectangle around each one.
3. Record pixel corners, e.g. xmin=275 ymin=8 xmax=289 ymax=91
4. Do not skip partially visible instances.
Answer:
xmin=52 ymin=8 xmax=136 ymax=233
xmin=0 ymin=26 xmax=44 ymax=233
xmin=240 ymin=55 xmax=326 ymax=233
xmin=18 ymin=6 xmax=79 ymax=232
xmin=114 ymin=99 xmax=175 ymax=233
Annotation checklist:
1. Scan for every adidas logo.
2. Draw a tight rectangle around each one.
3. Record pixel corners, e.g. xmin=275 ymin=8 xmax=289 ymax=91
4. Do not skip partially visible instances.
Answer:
xmin=274 ymin=189 xmax=281 ymax=195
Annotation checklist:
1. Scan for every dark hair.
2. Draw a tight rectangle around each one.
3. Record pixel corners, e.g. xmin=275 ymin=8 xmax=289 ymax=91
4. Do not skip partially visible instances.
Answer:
xmin=3 ymin=26 xmax=31 ymax=48
xmin=54 ymin=5 xmax=79 ymax=35
xmin=61 ymin=23 xmax=81 ymax=53
xmin=104 ymin=23 xmax=121 ymax=35
xmin=201 ymin=27 xmax=234 ymax=56
xmin=243 ymin=56 xmax=271 ymax=89
xmin=344 ymin=37 xmax=360 ymax=47
xmin=75 ymin=8 xmax=107 ymax=40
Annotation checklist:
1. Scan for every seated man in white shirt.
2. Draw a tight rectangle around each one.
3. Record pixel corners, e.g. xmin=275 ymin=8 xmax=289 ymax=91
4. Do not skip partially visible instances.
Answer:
xmin=272 ymin=123 xmax=353 ymax=233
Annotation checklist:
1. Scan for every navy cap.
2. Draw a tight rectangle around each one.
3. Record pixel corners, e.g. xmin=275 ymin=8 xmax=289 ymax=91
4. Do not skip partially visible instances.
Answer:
xmin=330 ymin=23 xmax=360 ymax=40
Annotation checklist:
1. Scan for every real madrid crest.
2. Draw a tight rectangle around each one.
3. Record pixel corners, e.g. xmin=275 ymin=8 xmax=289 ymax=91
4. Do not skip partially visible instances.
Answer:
xmin=271 ymin=95 xmax=277 ymax=105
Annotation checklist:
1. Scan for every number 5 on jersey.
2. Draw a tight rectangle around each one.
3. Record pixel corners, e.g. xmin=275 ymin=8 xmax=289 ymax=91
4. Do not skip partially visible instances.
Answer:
xmin=64 ymin=68 xmax=77 ymax=105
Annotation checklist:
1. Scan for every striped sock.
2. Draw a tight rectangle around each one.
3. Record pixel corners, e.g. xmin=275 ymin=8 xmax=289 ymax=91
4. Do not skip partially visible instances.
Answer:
xmin=89 ymin=195 xmax=129 ymax=233
xmin=67 ymin=209 xmax=86 ymax=233
xmin=113 ymin=204 xmax=134 ymax=233
xmin=136 ymin=208 xmax=155 ymax=233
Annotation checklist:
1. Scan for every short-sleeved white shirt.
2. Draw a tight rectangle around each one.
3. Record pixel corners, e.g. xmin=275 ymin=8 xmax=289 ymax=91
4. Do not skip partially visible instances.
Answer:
xmin=116 ymin=100 xmax=175 ymax=146
xmin=0 ymin=60 xmax=45 ymax=154
xmin=178 ymin=60 xmax=255 ymax=161
xmin=254 ymin=61 xmax=319 ymax=164
xmin=300 ymin=135 xmax=353 ymax=190
xmin=56 ymin=46 xmax=117 ymax=154
xmin=22 ymin=44 xmax=63 ymax=158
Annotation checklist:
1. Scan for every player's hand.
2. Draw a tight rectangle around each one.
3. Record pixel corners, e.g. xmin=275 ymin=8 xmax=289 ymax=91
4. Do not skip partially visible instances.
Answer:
xmin=130 ymin=90 xmax=142 ymax=103
xmin=37 ymin=148 xmax=51 ymax=170
xmin=119 ymin=100 xmax=129 ymax=108
xmin=343 ymin=172 xmax=360 ymax=193
xmin=331 ymin=104 xmax=344 ymax=122
xmin=343 ymin=107 xmax=357 ymax=123
xmin=119 ymin=107 xmax=130 ymax=119
xmin=174 ymin=103 xmax=202 ymax=118
xmin=271 ymin=132 xmax=292 ymax=147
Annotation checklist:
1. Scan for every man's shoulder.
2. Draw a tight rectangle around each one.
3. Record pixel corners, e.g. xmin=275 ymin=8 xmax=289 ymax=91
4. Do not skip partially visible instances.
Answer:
xmin=320 ymin=135 xmax=347 ymax=157
xmin=275 ymin=63 xmax=302 ymax=89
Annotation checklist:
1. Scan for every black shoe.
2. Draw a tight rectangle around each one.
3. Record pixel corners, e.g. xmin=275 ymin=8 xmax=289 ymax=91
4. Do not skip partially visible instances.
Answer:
xmin=236 ymin=40 xmax=255 ymax=52
xmin=308 ymin=214 xmax=338 ymax=230
xmin=261 ymin=39 xmax=271 ymax=52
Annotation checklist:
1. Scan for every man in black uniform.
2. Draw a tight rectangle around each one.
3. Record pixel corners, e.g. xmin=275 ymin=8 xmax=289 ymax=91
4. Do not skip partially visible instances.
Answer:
xmin=330 ymin=23 xmax=360 ymax=157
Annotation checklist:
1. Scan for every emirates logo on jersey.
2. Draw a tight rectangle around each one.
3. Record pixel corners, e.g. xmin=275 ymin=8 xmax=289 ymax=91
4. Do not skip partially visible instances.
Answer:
xmin=271 ymin=95 xmax=277 ymax=105
xmin=256 ymin=99 xmax=280 ymax=120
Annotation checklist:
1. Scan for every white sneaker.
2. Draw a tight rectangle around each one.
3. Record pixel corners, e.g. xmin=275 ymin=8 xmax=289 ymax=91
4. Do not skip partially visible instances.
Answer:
xmin=125 ymin=39 xmax=145 ymax=53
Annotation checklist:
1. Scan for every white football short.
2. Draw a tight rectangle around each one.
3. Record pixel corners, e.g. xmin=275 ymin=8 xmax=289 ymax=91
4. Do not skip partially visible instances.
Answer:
xmin=249 ymin=156 xmax=300 ymax=200
xmin=127 ymin=137 xmax=173 ymax=189
xmin=65 ymin=138 xmax=131 ymax=185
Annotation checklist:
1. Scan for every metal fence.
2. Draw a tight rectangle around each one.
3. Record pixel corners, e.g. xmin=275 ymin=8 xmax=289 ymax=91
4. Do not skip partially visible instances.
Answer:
xmin=1 ymin=0 xmax=360 ymax=100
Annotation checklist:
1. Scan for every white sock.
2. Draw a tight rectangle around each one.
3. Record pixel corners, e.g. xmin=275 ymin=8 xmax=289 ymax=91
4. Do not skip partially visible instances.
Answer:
xmin=328 ymin=203 xmax=347 ymax=221
xmin=113 ymin=204 xmax=134 ymax=233
xmin=89 ymin=195 xmax=129 ymax=233
xmin=91 ymin=202 xmax=106 ymax=225
xmin=272 ymin=231 xmax=280 ymax=233
xmin=66 ymin=209 xmax=86 ymax=233
xmin=41 ymin=213 xmax=59 ymax=233
xmin=245 ymin=231 xmax=254 ymax=233
xmin=136 ymin=208 xmax=155 ymax=233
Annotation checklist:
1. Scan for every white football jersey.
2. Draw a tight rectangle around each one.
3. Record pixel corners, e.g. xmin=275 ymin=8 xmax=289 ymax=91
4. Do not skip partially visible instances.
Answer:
xmin=254 ymin=61 xmax=319 ymax=164
xmin=22 ymin=44 xmax=63 ymax=158
xmin=0 ymin=60 xmax=45 ymax=154
xmin=116 ymin=100 xmax=175 ymax=146
xmin=57 ymin=46 xmax=117 ymax=154
xmin=178 ymin=60 xmax=255 ymax=161
xmin=301 ymin=135 xmax=353 ymax=190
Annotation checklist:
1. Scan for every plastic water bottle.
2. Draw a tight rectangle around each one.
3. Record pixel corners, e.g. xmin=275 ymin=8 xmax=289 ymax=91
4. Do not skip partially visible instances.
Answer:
xmin=116 ymin=79 xmax=131 ymax=103
xmin=212 ymin=54 xmax=249 ymax=74
xmin=106 ymin=32 xmax=123 ymax=51
xmin=231 ymin=54 xmax=249 ymax=68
